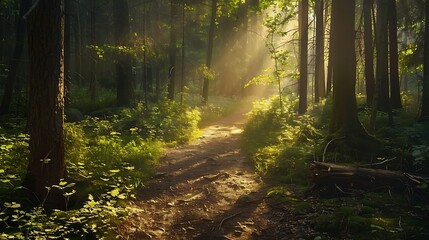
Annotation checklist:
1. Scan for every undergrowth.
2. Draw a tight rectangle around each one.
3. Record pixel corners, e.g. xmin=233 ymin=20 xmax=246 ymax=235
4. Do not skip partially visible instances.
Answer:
xmin=0 ymin=100 xmax=200 ymax=239
xmin=242 ymin=93 xmax=429 ymax=239
xmin=242 ymin=95 xmax=323 ymax=185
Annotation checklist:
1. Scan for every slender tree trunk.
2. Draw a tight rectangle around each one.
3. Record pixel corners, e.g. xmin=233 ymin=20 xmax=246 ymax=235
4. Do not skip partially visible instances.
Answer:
xmin=24 ymin=0 xmax=66 ymax=209
xmin=180 ymin=1 xmax=186 ymax=104
xmin=314 ymin=0 xmax=325 ymax=103
xmin=89 ymin=0 xmax=97 ymax=100
xmin=74 ymin=0 xmax=82 ymax=86
xmin=64 ymin=0 xmax=71 ymax=106
xmin=298 ymin=0 xmax=308 ymax=114
xmin=388 ymin=0 xmax=402 ymax=109
xmin=420 ymin=0 xmax=429 ymax=121
xmin=375 ymin=0 xmax=390 ymax=112
xmin=326 ymin=1 xmax=333 ymax=96
xmin=202 ymin=0 xmax=218 ymax=104
xmin=152 ymin=0 xmax=161 ymax=102
xmin=363 ymin=0 xmax=375 ymax=105
xmin=0 ymin=0 xmax=31 ymax=115
xmin=168 ymin=0 xmax=179 ymax=101
xmin=113 ymin=0 xmax=134 ymax=106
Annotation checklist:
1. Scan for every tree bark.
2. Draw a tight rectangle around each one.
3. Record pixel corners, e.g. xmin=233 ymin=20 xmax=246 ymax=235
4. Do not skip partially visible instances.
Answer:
xmin=298 ymin=0 xmax=308 ymax=114
xmin=311 ymin=161 xmax=427 ymax=192
xmin=388 ymin=0 xmax=402 ymax=109
xmin=314 ymin=0 xmax=325 ymax=103
xmin=0 ymin=0 xmax=31 ymax=115
xmin=421 ymin=0 xmax=429 ymax=121
xmin=74 ymin=0 xmax=82 ymax=86
xmin=168 ymin=0 xmax=179 ymax=101
xmin=113 ymin=0 xmax=134 ymax=106
xmin=202 ymin=0 xmax=218 ymax=104
xmin=329 ymin=0 xmax=362 ymax=134
xmin=64 ymin=0 xmax=71 ymax=106
xmin=89 ymin=0 xmax=97 ymax=100
xmin=375 ymin=0 xmax=390 ymax=112
xmin=24 ymin=0 xmax=66 ymax=209
xmin=363 ymin=0 xmax=375 ymax=105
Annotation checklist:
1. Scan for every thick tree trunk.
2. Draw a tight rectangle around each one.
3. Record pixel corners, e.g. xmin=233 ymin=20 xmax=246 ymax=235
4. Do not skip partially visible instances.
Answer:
xmin=24 ymin=0 xmax=66 ymax=209
xmin=202 ymin=0 xmax=218 ymax=104
xmin=113 ymin=0 xmax=134 ymax=106
xmin=363 ymin=0 xmax=375 ymax=105
xmin=0 ymin=0 xmax=31 ymax=115
xmin=314 ymin=0 xmax=325 ymax=103
xmin=168 ymin=0 xmax=179 ymax=101
xmin=311 ymin=161 xmax=427 ymax=192
xmin=421 ymin=0 xmax=429 ymax=121
xmin=388 ymin=0 xmax=402 ymax=109
xmin=329 ymin=0 xmax=363 ymax=135
xmin=298 ymin=0 xmax=308 ymax=114
xmin=375 ymin=0 xmax=391 ymax=112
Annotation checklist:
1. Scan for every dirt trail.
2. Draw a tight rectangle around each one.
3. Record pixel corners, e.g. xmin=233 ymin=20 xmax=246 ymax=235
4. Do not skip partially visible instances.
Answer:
xmin=121 ymin=107 xmax=286 ymax=239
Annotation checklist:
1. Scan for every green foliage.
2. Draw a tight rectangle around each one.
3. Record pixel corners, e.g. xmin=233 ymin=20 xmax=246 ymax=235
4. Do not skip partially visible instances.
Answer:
xmin=242 ymin=96 xmax=322 ymax=184
xmin=118 ymin=101 xmax=200 ymax=144
xmin=69 ymin=88 xmax=117 ymax=114
xmin=312 ymin=192 xmax=429 ymax=239
xmin=0 ymin=99 xmax=202 ymax=238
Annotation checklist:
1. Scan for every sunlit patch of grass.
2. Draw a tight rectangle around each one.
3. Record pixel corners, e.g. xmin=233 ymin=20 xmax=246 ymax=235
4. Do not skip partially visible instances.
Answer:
xmin=242 ymin=95 xmax=322 ymax=185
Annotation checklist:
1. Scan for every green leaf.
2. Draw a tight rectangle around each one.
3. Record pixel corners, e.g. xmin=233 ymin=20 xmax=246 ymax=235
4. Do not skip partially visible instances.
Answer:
xmin=110 ymin=188 xmax=120 ymax=197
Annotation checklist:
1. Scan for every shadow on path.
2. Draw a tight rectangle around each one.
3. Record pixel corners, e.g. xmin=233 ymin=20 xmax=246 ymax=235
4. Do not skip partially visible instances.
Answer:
xmin=121 ymin=108 xmax=281 ymax=239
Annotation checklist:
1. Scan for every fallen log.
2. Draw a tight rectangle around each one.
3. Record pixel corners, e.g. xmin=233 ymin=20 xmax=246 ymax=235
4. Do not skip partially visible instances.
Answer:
xmin=311 ymin=161 xmax=428 ymax=193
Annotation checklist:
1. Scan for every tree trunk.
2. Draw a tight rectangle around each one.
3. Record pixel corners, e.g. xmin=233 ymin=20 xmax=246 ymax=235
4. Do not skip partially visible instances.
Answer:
xmin=64 ymin=0 xmax=71 ymax=106
xmin=388 ymin=0 xmax=402 ymax=109
xmin=298 ymin=0 xmax=308 ymax=114
xmin=329 ymin=0 xmax=374 ymax=146
xmin=74 ymin=0 xmax=82 ymax=86
xmin=152 ymin=0 xmax=161 ymax=102
xmin=0 ymin=0 xmax=31 ymax=115
xmin=311 ymin=161 xmax=427 ymax=192
xmin=314 ymin=0 xmax=325 ymax=103
xmin=168 ymin=0 xmax=179 ymax=101
xmin=24 ymin=0 xmax=66 ymax=209
xmin=375 ymin=0 xmax=390 ymax=112
xmin=113 ymin=0 xmax=134 ymax=106
xmin=363 ymin=0 xmax=375 ymax=105
xmin=89 ymin=0 xmax=97 ymax=100
xmin=421 ymin=0 xmax=429 ymax=121
xmin=202 ymin=0 xmax=218 ymax=104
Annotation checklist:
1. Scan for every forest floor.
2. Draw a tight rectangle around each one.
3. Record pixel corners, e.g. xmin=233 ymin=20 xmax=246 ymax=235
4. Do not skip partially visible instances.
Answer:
xmin=121 ymin=107 xmax=323 ymax=240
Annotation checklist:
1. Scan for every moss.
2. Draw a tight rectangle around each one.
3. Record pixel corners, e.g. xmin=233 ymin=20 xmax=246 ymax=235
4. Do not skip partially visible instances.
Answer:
xmin=314 ymin=214 xmax=340 ymax=234
xmin=334 ymin=206 xmax=357 ymax=218
xmin=348 ymin=216 xmax=371 ymax=234
xmin=292 ymin=201 xmax=313 ymax=214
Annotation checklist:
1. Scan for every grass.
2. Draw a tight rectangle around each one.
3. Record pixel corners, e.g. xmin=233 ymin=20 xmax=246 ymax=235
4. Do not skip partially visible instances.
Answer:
xmin=241 ymin=92 xmax=429 ymax=239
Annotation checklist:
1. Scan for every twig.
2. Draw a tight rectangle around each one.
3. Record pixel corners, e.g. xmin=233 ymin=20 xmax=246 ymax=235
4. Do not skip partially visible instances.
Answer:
xmin=218 ymin=212 xmax=242 ymax=230
xmin=23 ymin=0 xmax=40 ymax=20
xmin=359 ymin=157 xmax=397 ymax=167
xmin=322 ymin=136 xmax=346 ymax=162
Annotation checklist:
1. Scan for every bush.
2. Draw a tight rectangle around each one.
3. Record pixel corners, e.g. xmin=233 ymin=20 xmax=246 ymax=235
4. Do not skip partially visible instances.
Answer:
xmin=118 ymin=101 xmax=200 ymax=144
xmin=242 ymin=96 xmax=322 ymax=184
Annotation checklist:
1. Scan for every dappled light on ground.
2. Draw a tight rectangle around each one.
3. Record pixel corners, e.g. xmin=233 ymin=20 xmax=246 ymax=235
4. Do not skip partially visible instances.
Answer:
xmin=121 ymin=109 xmax=274 ymax=239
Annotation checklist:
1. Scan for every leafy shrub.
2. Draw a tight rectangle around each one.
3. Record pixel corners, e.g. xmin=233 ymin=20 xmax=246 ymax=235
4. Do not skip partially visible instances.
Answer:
xmin=242 ymin=96 xmax=322 ymax=183
xmin=118 ymin=101 xmax=200 ymax=144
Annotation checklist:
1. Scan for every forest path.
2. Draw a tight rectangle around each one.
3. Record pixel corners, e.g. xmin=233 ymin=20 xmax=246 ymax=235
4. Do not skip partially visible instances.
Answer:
xmin=121 ymin=107 xmax=282 ymax=239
